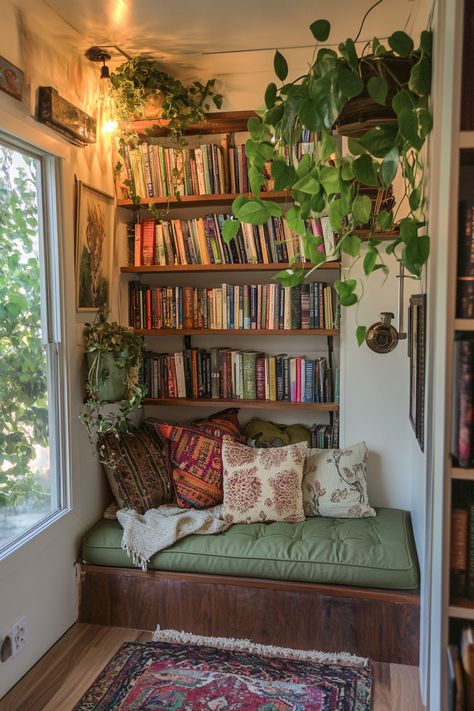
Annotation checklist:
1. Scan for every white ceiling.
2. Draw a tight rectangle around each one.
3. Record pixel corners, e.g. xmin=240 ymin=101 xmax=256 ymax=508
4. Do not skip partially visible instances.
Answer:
xmin=15 ymin=0 xmax=433 ymax=76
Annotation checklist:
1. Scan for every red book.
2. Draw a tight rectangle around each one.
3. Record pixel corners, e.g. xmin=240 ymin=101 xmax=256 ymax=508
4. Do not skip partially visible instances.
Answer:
xmin=168 ymin=355 xmax=177 ymax=399
xmin=192 ymin=348 xmax=199 ymax=399
xmin=141 ymin=219 xmax=155 ymax=266
xmin=146 ymin=288 xmax=152 ymax=330
xmin=134 ymin=223 xmax=142 ymax=266
xmin=296 ymin=356 xmax=302 ymax=402
xmin=183 ymin=287 xmax=194 ymax=329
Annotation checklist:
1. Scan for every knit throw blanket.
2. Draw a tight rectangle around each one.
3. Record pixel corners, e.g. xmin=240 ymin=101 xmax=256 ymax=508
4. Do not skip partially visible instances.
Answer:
xmin=116 ymin=505 xmax=231 ymax=571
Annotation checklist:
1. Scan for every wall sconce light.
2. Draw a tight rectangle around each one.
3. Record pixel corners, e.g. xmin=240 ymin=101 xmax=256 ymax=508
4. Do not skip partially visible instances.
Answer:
xmin=85 ymin=46 xmax=118 ymax=134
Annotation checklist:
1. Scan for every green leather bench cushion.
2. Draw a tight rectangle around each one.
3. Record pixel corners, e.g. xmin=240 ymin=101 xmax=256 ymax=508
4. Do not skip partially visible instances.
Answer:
xmin=81 ymin=507 xmax=419 ymax=589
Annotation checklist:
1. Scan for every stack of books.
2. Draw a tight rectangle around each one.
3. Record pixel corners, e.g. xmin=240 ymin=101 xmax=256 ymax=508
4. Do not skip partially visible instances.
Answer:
xmin=131 ymin=214 xmax=336 ymax=267
xmin=447 ymin=626 xmax=474 ymax=711
xmin=128 ymin=282 xmax=336 ymax=331
xmin=452 ymin=334 xmax=474 ymax=468
xmin=140 ymin=347 xmax=336 ymax=404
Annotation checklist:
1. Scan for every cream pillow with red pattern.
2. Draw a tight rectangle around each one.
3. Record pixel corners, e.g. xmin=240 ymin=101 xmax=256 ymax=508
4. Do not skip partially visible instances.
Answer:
xmin=221 ymin=436 xmax=307 ymax=524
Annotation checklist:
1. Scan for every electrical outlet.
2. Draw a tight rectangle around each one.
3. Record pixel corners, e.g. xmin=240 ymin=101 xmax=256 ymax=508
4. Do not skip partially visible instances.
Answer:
xmin=10 ymin=617 xmax=27 ymax=656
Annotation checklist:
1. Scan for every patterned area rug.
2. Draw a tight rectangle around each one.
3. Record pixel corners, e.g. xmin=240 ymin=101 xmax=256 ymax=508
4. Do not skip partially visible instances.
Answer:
xmin=74 ymin=629 xmax=372 ymax=710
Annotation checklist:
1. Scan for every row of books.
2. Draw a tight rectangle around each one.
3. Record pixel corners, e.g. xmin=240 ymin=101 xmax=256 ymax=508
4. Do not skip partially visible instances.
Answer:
xmin=116 ymin=134 xmax=317 ymax=201
xmin=117 ymin=141 xmax=272 ymax=200
xmin=140 ymin=347 xmax=337 ymax=404
xmin=130 ymin=214 xmax=336 ymax=267
xmin=128 ymin=282 xmax=337 ymax=331
xmin=452 ymin=335 xmax=474 ymax=468
xmin=447 ymin=626 xmax=474 ymax=711
xmin=450 ymin=503 xmax=474 ymax=599
xmin=310 ymin=421 xmax=339 ymax=449
xmin=457 ymin=200 xmax=474 ymax=319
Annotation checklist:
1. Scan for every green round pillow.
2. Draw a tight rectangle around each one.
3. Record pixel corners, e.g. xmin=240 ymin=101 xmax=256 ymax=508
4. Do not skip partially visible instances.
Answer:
xmin=243 ymin=418 xmax=311 ymax=448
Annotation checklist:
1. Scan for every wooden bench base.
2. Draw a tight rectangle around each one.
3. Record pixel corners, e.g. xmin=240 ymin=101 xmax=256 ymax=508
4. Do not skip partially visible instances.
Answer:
xmin=76 ymin=563 xmax=420 ymax=665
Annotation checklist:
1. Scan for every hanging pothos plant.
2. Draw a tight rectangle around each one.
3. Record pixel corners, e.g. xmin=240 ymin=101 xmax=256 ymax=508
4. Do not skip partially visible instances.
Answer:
xmin=222 ymin=19 xmax=432 ymax=344
xmin=111 ymin=56 xmax=223 ymax=214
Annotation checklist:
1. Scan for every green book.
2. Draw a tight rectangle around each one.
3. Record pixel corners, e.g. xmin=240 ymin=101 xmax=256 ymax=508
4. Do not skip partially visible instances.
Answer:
xmin=241 ymin=351 xmax=257 ymax=400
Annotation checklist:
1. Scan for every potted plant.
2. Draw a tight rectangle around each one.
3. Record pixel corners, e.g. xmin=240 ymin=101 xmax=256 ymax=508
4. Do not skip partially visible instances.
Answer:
xmin=222 ymin=18 xmax=432 ymax=344
xmin=81 ymin=306 xmax=146 ymax=441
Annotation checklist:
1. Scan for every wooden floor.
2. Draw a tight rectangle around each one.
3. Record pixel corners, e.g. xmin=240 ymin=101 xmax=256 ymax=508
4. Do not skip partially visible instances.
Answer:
xmin=1 ymin=623 xmax=424 ymax=710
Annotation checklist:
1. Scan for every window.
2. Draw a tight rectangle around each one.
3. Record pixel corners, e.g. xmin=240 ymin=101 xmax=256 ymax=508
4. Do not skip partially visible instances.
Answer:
xmin=0 ymin=133 xmax=68 ymax=554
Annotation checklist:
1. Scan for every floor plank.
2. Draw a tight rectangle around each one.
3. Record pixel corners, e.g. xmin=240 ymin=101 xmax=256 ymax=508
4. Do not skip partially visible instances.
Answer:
xmin=1 ymin=623 xmax=423 ymax=710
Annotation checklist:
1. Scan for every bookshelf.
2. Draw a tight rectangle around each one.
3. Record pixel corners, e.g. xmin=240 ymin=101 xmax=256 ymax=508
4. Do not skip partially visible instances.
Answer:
xmin=117 ymin=110 xmax=340 ymax=442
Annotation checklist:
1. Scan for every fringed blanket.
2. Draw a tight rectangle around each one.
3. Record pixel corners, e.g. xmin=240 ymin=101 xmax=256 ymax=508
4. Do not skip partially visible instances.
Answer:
xmin=116 ymin=505 xmax=230 ymax=571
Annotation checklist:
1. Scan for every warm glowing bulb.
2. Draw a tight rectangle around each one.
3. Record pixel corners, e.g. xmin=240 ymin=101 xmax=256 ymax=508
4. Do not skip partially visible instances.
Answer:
xmin=98 ymin=77 xmax=118 ymax=135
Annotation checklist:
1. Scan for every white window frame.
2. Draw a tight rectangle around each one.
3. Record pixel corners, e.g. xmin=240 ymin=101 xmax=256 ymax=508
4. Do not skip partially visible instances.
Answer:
xmin=0 ymin=129 xmax=71 ymax=559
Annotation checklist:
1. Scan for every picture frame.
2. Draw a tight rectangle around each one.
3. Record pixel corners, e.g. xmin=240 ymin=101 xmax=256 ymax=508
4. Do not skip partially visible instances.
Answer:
xmin=0 ymin=55 xmax=23 ymax=102
xmin=408 ymin=293 xmax=426 ymax=451
xmin=75 ymin=180 xmax=115 ymax=311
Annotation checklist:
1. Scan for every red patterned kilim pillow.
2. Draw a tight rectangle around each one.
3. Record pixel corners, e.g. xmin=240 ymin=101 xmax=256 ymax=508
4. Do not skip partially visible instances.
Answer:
xmin=156 ymin=424 xmax=229 ymax=508
xmin=191 ymin=408 xmax=243 ymax=441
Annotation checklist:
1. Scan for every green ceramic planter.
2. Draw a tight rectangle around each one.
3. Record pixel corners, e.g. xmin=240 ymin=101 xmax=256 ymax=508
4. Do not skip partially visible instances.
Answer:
xmin=87 ymin=352 xmax=129 ymax=403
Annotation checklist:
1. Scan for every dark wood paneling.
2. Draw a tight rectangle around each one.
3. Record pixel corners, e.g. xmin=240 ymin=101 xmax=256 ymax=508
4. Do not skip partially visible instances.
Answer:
xmin=77 ymin=564 xmax=420 ymax=665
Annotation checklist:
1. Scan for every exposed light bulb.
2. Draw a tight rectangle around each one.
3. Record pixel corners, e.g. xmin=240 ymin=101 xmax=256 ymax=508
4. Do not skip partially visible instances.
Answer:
xmin=98 ymin=75 xmax=118 ymax=135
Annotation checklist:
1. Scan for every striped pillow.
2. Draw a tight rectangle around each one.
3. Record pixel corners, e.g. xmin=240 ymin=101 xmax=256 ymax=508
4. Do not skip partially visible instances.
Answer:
xmin=99 ymin=429 xmax=173 ymax=513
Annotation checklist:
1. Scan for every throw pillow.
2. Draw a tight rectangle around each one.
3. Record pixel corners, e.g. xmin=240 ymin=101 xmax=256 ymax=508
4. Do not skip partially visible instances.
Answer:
xmin=99 ymin=429 xmax=174 ymax=514
xmin=302 ymin=442 xmax=376 ymax=518
xmin=243 ymin=418 xmax=311 ymax=448
xmin=192 ymin=408 xmax=244 ymax=441
xmin=221 ymin=436 xmax=307 ymax=524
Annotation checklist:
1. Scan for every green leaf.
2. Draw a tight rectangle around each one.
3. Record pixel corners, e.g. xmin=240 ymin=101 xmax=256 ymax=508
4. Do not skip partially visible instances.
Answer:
xmin=265 ymin=104 xmax=284 ymax=127
xmin=363 ymin=247 xmax=378 ymax=275
xmin=328 ymin=199 xmax=344 ymax=232
xmin=409 ymin=186 xmax=422 ymax=211
xmin=339 ymin=233 xmax=361 ymax=257
xmin=392 ymin=89 xmax=416 ymax=115
xmin=245 ymin=138 xmax=258 ymax=159
xmin=248 ymin=165 xmax=265 ymax=195
xmin=292 ymin=171 xmax=321 ymax=194
xmin=310 ymin=19 xmax=331 ymax=41
xmin=381 ymin=146 xmax=399 ymax=187
xmin=264 ymin=200 xmax=283 ymax=218
xmin=356 ymin=325 xmax=367 ymax=346
xmin=273 ymin=268 xmax=306 ymax=287
xmin=297 ymin=153 xmax=313 ymax=178
xmin=310 ymin=192 xmax=326 ymax=214
xmin=388 ymin=31 xmax=414 ymax=57
xmin=367 ymin=76 xmax=389 ymax=106
xmin=404 ymin=234 xmax=430 ymax=276
xmin=285 ymin=207 xmax=306 ymax=235
xmin=398 ymin=108 xmax=423 ymax=150
xmin=237 ymin=199 xmax=271 ymax=225
xmin=399 ymin=217 xmax=418 ymax=243
xmin=299 ymin=98 xmax=322 ymax=132
xmin=265 ymin=82 xmax=277 ymax=109
xmin=311 ymin=76 xmax=345 ymax=129
xmin=376 ymin=209 xmax=394 ymax=230
xmin=409 ymin=57 xmax=431 ymax=97
xmin=320 ymin=165 xmax=340 ymax=194
xmin=420 ymin=30 xmax=433 ymax=56
xmin=247 ymin=116 xmax=264 ymax=140
xmin=341 ymin=160 xmax=355 ymax=180
xmin=274 ymin=50 xmax=288 ymax=81
xmin=352 ymin=194 xmax=372 ymax=225
xmin=348 ymin=137 xmax=367 ymax=155
xmin=232 ymin=194 xmax=249 ymax=216
xmin=222 ymin=219 xmax=241 ymax=244
xmin=302 ymin=231 xmax=323 ymax=263
xmin=339 ymin=39 xmax=358 ymax=71
xmin=357 ymin=124 xmax=398 ymax=158
xmin=338 ymin=68 xmax=364 ymax=99
xmin=271 ymin=159 xmax=297 ymax=191
xmin=353 ymin=154 xmax=379 ymax=186
xmin=257 ymin=141 xmax=275 ymax=161
xmin=320 ymin=131 xmax=337 ymax=161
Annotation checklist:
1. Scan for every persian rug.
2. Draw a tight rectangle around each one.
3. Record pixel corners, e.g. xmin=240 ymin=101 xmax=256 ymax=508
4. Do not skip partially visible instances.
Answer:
xmin=74 ymin=628 xmax=372 ymax=710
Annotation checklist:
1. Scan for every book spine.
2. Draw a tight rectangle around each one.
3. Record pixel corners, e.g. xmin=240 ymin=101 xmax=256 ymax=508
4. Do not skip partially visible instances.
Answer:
xmin=451 ymin=508 xmax=469 ymax=598
xmin=457 ymin=201 xmax=474 ymax=318
xmin=459 ymin=339 xmax=474 ymax=467
xmin=242 ymin=352 xmax=257 ymax=400
xmin=467 ymin=504 xmax=474 ymax=599
xmin=256 ymin=354 xmax=266 ymax=400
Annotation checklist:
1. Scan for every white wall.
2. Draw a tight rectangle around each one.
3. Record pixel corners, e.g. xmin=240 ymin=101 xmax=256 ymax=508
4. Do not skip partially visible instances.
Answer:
xmin=0 ymin=2 xmax=114 ymax=697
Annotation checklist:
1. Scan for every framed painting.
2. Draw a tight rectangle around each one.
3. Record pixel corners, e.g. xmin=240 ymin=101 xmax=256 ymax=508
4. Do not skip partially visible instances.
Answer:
xmin=408 ymin=293 xmax=426 ymax=451
xmin=0 ymin=55 xmax=23 ymax=101
xmin=75 ymin=180 xmax=115 ymax=311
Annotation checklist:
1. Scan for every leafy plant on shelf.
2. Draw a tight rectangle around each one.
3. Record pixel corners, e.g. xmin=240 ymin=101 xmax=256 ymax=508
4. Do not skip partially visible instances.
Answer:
xmin=81 ymin=306 xmax=146 ymax=450
xmin=111 ymin=56 xmax=223 ymax=211
xmin=222 ymin=19 xmax=432 ymax=344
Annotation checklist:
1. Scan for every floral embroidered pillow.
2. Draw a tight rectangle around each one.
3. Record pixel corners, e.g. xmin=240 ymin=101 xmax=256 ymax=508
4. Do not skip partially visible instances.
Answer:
xmin=221 ymin=436 xmax=307 ymax=524
xmin=302 ymin=442 xmax=376 ymax=518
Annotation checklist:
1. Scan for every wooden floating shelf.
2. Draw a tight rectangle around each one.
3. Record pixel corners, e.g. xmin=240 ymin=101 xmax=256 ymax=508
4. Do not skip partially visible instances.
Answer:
xmin=120 ymin=110 xmax=257 ymax=137
xmin=142 ymin=397 xmax=339 ymax=411
xmin=134 ymin=328 xmax=339 ymax=336
xmin=121 ymin=262 xmax=341 ymax=274
xmin=116 ymin=191 xmax=292 ymax=208
xmin=455 ymin=319 xmax=474 ymax=331
xmin=449 ymin=466 xmax=474 ymax=480
xmin=449 ymin=602 xmax=474 ymax=620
